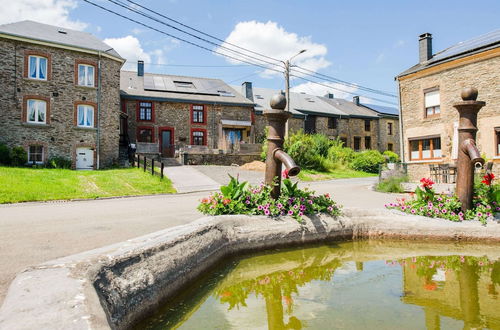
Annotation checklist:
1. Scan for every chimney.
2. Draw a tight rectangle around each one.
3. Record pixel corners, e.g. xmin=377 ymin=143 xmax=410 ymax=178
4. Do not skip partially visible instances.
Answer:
xmin=241 ymin=82 xmax=253 ymax=101
xmin=353 ymin=96 xmax=360 ymax=105
xmin=137 ymin=60 xmax=144 ymax=76
xmin=325 ymin=93 xmax=334 ymax=99
xmin=419 ymin=33 xmax=433 ymax=63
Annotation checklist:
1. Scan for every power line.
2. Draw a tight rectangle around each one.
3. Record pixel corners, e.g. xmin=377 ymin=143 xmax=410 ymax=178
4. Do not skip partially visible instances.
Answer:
xmin=129 ymin=61 xmax=252 ymax=68
xmin=114 ymin=0 xmax=398 ymax=99
xmin=83 ymin=0 xmax=284 ymax=75
xmin=84 ymin=0 xmax=397 ymax=106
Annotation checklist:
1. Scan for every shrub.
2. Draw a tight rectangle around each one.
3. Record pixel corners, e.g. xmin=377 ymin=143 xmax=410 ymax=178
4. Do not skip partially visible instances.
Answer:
xmin=10 ymin=147 xmax=27 ymax=166
xmin=383 ymin=150 xmax=400 ymax=163
xmin=376 ymin=176 xmax=407 ymax=193
xmin=284 ymin=131 xmax=337 ymax=171
xmin=327 ymin=140 xmax=356 ymax=165
xmin=47 ymin=157 xmax=72 ymax=169
xmin=0 ymin=144 xmax=11 ymax=165
xmin=198 ymin=175 xmax=341 ymax=221
xmin=351 ymin=150 xmax=386 ymax=173
xmin=260 ymin=127 xmax=269 ymax=161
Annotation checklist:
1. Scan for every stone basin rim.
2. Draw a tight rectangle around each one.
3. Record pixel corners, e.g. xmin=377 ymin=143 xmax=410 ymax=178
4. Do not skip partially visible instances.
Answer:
xmin=1 ymin=207 xmax=500 ymax=330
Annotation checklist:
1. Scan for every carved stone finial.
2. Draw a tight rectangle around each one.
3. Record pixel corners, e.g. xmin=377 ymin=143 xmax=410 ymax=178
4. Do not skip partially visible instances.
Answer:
xmin=461 ymin=87 xmax=478 ymax=101
xmin=270 ymin=94 xmax=286 ymax=110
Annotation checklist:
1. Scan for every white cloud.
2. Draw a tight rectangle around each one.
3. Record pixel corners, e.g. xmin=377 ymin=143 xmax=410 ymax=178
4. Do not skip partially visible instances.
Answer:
xmin=217 ymin=21 xmax=330 ymax=77
xmin=375 ymin=53 xmax=386 ymax=63
xmin=131 ymin=28 xmax=143 ymax=35
xmin=0 ymin=0 xmax=87 ymax=30
xmin=103 ymin=35 xmax=167 ymax=71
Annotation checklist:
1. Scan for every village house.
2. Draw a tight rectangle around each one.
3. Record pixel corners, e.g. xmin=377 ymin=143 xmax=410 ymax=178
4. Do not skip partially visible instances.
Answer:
xmin=396 ymin=30 xmax=500 ymax=182
xmin=239 ymin=82 xmax=400 ymax=154
xmin=120 ymin=62 xmax=258 ymax=165
xmin=0 ymin=21 xmax=123 ymax=169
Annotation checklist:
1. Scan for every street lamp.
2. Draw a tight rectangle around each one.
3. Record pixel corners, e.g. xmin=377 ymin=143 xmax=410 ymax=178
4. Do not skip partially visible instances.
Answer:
xmin=283 ymin=49 xmax=306 ymax=137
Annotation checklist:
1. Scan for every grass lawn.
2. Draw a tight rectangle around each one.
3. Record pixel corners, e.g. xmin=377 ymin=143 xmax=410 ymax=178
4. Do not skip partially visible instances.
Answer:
xmin=297 ymin=168 xmax=376 ymax=181
xmin=0 ymin=167 xmax=176 ymax=203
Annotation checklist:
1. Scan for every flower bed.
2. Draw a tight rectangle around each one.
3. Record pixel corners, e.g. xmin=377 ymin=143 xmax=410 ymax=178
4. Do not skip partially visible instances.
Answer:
xmin=386 ymin=174 xmax=499 ymax=225
xmin=198 ymin=174 xmax=341 ymax=221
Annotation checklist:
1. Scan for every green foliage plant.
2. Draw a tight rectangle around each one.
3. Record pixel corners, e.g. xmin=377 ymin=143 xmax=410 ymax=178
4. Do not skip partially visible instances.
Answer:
xmin=46 ymin=157 xmax=72 ymax=169
xmin=376 ymin=175 xmax=407 ymax=193
xmin=198 ymin=175 xmax=341 ymax=221
xmin=0 ymin=144 xmax=11 ymax=165
xmin=11 ymin=147 xmax=28 ymax=166
xmin=383 ymin=150 xmax=400 ymax=163
xmin=351 ymin=150 xmax=386 ymax=173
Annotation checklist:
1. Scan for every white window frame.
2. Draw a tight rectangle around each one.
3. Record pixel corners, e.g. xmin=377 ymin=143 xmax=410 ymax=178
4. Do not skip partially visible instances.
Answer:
xmin=424 ymin=89 xmax=440 ymax=117
xmin=77 ymin=105 xmax=95 ymax=128
xmin=28 ymin=145 xmax=44 ymax=164
xmin=78 ymin=64 xmax=95 ymax=87
xmin=28 ymin=55 xmax=48 ymax=80
xmin=27 ymin=99 xmax=47 ymax=124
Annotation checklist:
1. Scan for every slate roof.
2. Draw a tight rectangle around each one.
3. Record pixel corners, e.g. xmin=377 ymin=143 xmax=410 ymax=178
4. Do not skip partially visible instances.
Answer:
xmin=0 ymin=20 xmax=123 ymax=60
xmin=121 ymin=71 xmax=255 ymax=107
xmin=234 ymin=85 xmax=397 ymax=119
xmin=397 ymin=29 xmax=500 ymax=78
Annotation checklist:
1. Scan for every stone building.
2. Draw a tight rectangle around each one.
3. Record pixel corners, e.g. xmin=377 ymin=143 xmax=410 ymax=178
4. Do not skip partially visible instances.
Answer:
xmin=121 ymin=63 xmax=257 ymax=163
xmin=239 ymin=83 xmax=400 ymax=154
xmin=0 ymin=20 xmax=123 ymax=169
xmin=396 ymin=30 xmax=500 ymax=181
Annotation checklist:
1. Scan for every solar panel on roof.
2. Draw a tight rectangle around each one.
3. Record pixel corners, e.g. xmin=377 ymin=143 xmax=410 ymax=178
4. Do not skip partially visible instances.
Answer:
xmin=143 ymin=75 xmax=155 ymax=90
xmin=153 ymin=76 xmax=166 ymax=90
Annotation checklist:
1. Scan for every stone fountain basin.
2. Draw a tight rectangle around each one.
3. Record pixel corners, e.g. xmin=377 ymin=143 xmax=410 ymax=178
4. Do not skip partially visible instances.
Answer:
xmin=1 ymin=208 xmax=500 ymax=330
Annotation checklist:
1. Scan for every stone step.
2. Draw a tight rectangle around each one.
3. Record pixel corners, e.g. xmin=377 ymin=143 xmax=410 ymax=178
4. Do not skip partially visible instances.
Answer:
xmin=161 ymin=157 xmax=182 ymax=167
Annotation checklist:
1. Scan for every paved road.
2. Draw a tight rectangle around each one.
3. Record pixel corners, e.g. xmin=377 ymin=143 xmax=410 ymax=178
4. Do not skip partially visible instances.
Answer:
xmin=0 ymin=168 xmax=399 ymax=306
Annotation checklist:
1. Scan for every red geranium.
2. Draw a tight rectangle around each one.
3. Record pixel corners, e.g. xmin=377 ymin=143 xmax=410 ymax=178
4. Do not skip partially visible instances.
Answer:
xmin=420 ymin=177 xmax=434 ymax=189
xmin=282 ymin=169 xmax=290 ymax=179
xmin=482 ymin=173 xmax=495 ymax=186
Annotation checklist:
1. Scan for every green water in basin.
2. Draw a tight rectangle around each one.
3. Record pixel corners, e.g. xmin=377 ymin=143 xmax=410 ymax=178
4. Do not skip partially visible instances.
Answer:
xmin=138 ymin=241 xmax=500 ymax=329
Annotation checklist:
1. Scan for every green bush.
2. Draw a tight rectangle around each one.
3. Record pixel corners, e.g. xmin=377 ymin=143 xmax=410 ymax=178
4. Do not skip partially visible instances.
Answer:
xmin=47 ymin=157 xmax=72 ymax=169
xmin=283 ymin=131 xmax=337 ymax=171
xmin=0 ymin=144 xmax=11 ymax=165
xmin=11 ymin=147 xmax=27 ymax=166
xmin=351 ymin=150 xmax=386 ymax=173
xmin=383 ymin=150 xmax=400 ymax=163
xmin=376 ymin=176 xmax=407 ymax=193
xmin=260 ymin=127 xmax=268 ymax=161
xmin=327 ymin=139 xmax=356 ymax=164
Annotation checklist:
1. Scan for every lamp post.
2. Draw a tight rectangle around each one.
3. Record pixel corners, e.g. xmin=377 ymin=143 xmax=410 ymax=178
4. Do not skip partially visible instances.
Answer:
xmin=283 ymin=49 xmax=306 ymax=137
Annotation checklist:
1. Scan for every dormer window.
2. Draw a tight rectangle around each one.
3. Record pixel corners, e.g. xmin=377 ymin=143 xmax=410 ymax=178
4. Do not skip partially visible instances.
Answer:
xmin=174 ymin=81 xmax=194 ymax=88
xmin=28 ymin=55 xmax=48 ymax=80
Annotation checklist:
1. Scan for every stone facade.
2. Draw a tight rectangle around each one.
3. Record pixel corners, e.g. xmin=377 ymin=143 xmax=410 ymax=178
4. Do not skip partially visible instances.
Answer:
xmin=398 ymin=51 xmax=500 ymax=181
xmin=254 ymin=113 xmax=399 ymax=153
xmin=123 ymin=98 xmax=255 ymax=156
xmin=0 ymin=38 xmax=122 ymax=168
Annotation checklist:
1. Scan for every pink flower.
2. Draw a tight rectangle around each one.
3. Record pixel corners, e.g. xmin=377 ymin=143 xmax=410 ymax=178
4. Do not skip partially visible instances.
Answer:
xmin=264 ymin=209 xmax=270 ymax=216
xmin=288 ymin=210 xmax=294 ymax=216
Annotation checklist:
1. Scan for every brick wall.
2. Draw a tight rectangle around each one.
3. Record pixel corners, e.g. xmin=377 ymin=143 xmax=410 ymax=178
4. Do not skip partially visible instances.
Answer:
xmin=399 ymin=54 xmax=500 ymax=181
xmin=0 ymin=38 xmax=121 ymax=168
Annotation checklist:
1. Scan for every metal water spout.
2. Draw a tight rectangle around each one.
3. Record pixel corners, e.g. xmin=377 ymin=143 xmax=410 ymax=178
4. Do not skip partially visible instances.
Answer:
xmin=453 ymin=87 xmax=485 ymax=211
xmin=264 ymin=94 xmax=301 ymax=199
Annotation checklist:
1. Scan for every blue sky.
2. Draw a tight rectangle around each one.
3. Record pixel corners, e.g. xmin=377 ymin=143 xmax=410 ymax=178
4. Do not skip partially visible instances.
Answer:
xmin=2 ymin=0 xmax=499 ymax=105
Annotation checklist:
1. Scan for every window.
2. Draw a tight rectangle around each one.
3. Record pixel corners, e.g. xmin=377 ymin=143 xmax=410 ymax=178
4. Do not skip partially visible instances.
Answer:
xmin=78 ymin=64 xmax=95 ymax=87
xmin=340 ymin=137 xmax=348 ymax=147
xmin=28 ymin=55 xmax=48 ymax=80
xmin=192 ymin=105 xmax=205 ymax=124
xmin=137 ymin=128 xmax=153 ymax=143
xmin=27 ymin=99 xmax=47 ymax=124
xmin=410 ymin=137 xmax=442 ymax=160
xmin=387 ymin=122 xmax=393 ymax=135
xmin=328 ymin=117 xmax=338 ymax=129
xmin=192 ymin=130 xmax=205 ymax=145
xmin=387 ymin=143 xmax=393 ymax=151
xmin=353 ymin=137 xmax=361 ymax=151
xmin=424 ymin=89 xmax=440 ymax=117
xmin=365 ymin=136 xmax=371 ymax=150
xmin=28 ymin=145 xmax=43 ymax=164
xmin=174 ymin=81 xmax=194 ymax=88
xmin=364 ymin=120 xmax=371 ymax=132
xmin=496 ymin=128 xmax=500 ymax=155
xmin=77 ymin=105 xmax=94 ymax=128
xmin=138 ymin=102 xmax=153 ymax=121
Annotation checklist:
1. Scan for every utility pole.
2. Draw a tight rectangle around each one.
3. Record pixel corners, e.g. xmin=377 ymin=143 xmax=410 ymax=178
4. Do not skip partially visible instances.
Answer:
xmin=283 ymin=49 xmax=306 ymax=138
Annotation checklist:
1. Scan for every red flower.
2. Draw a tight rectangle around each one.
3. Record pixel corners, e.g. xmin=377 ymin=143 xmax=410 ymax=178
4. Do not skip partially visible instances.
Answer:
xmin=420 ymin=177 xmax=434 ymax=189
xmin=223 ymin=199 xmax=231 ymax=205
xmin=282 ymin=169 xmax=289 ymax=179
xmin=423 ymin=282 xmax=437 ymax=291
xmin=482 ymin=173 xmax=495 ymax=186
